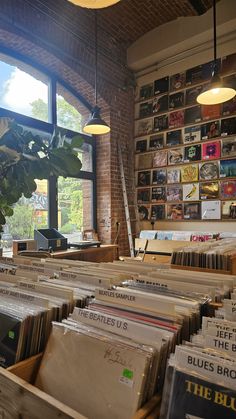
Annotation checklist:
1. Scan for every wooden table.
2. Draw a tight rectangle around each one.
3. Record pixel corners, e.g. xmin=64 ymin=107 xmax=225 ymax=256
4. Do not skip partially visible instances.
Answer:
xmin=50 ymin=244 xmax=119 ymax=263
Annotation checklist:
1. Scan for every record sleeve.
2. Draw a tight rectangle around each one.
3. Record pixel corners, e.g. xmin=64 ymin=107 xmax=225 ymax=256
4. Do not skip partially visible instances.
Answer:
xmin=182 ymin=183 xmax=199 ymax=201
xmin=220 ymin=180 xmax=236 ymax=199
xmin=220 ymin=159 xmax=236 ymax=178
xmin=137 ymin=188 xmax=150 ymax=203
xmin=221 ymin=138 xmax=236 ymax=157
xmin=200 ymin=181 xmax=219 ymax=199
xmin=135 ymin=154 xmax=152 ymax=170
xmin=184 ymin=106 xmax=201 ymax=125
xmin=149 ymin=134 xmax=164 ymax=150
xmin=221 ymin=117 xmax=236 ymax=136
xmin=140 ymin=83 xmax=153 ymax=100
xmin=169 ymin=92 xmax=184 ymax=110
xmin=184 ymin=144 xmax=201 ymax=162
xmin=184 ymin=202 xmax=201 ymax=220
xmin=222 ymin=74 xmax=236 ymax=90
xmin=185 ymin=64 xmax=204 ymax=86
xmin=137 ymin=119 xmax=153 ymax=136
xmin=153 ymin=95 xmax=168 ymax=114
xmin=201 ymin=200 xmax=221 ymax=219
xmin=151 ymin=204 xmax=165 ymax=221
xmin=153 ymin=150 xmax=167 ymax=167
xmin=201 ymin=104 xmax=221 ymax=120
xmin=167 ymin=168 xmax=181 ymax=184
xmin=139 ymin=101 xmax=152 ymax=118
xmin=166 ymin=185 xmax=182 ymax=202
xmin=151 ymin=187 xmax=166 ymax=202
xmin=222 ymin=97 xmax=236 ymax=117
xmin=137 ymin=171 xmax=151 ymax=186
xmin=136 ymin=139 xmax=148 ymax=153
xmin=167 ymin=204 xmax=183 ymax=220
xmin=184 ymin=126 xmax=201 ymax=144
xmin=199 ymin=161 xmax=219 ymax=180
xmin=152 ymin=169 xmax=166 ymax=185
xmin=168 ymin=148 xmax=184 ymax=165
xmin=169 ymin=110 xmax=184 ymax=129
xmin=154 ymin=76 xmax=169 ymax=95
xmin=202 ymin=141 xmax=221 ymax=160
xmin=185 ymin=85 xmax=205 ymax=106
xmin=154 ymin=115 xmax=168 ymax=132
xmin=221 ymin=52 xmax=236 ymax=74
xmin=181 ymin=164 xmax=198 ymax=183
xmin=201 ymin=120 xmax=220 ymax=140
xmin=222 ymin=201 xmax=236 ymax=219
xmin=170 ymin=72 xmax=185 ymax=91
xmin=166 ymin=130 xmax=182 ymax=147
xmin=138 ymin=205 xmax=150 ymax=221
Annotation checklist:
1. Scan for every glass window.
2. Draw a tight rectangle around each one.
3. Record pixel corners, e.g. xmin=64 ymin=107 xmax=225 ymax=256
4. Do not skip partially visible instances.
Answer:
xmin=0 ymin=53 xmax=49 ymax=122
xmin=56 ymin=84 xmax=83 ymax=132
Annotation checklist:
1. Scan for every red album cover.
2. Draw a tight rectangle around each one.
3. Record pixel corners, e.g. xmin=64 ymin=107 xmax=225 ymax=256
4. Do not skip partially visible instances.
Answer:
xmin=168 ymin=110 xmax=184 ymax=129
xmin=220 ymin=180 xmax=236 ymax=199
xmin=201 ymin=104 xmax=221 ymax=120
xmin=202 ymin=141 xmax=221 ymax=160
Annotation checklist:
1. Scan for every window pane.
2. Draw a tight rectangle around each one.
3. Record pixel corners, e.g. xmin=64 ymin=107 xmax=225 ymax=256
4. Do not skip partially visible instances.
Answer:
xmin=56 ymin=84 xmax=83 ymax=132
xmin=0 ymin=53 xmax=49 ymax=122
xmin=76 ymin=142 xmax=93 ymax=172
xmin=58 ymin=177 xmax=93 ymax=242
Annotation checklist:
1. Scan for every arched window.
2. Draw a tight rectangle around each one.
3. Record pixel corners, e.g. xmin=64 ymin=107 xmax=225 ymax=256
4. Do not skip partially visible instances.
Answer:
xmin=0 ymin=49 xmax=96 ymax=253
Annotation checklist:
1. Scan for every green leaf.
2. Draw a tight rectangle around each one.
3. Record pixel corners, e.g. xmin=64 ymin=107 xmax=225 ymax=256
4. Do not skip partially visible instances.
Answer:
xmin=71 ymin=135 xmax=84 ymax=149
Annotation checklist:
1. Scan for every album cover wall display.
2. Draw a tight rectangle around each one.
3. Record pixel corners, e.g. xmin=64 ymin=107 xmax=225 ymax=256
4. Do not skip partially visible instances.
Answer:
xmin=201 ymin=104 xmax=221 ymax=120
xmin=184 ymin=144 xmax=201 ymax=162
xmin=223 ymin=74 xmax=236 ymax=90
xmin=140 ymin=83 xmax=153 ymax=100
xmin=185 ymin=85 xmax=205 ymax=105
xmin=220 ymin=180 xmax=236 ymax=199
xmin=136 ymin=154 xmax=153 ymax=170
xmin=184 ymin=202 xmax=201 ymax=219
xmin=152 ymin=169 xmax=166 ymax=185
xmin=137 ymin=188 xmax=150 ymax=203
xmin=201 ymin=120 xmax=220 ymax=139
xmin=220 ymin=159 xmax=236 ymax=178
xmin=181 ymin=164 xmax=198 ymax=182
xmin=149 ymin=134 xmax=164 ymax=150
xmin=153 ymin=95 xmax=168 ymax=114
xmin=184 ymin=125 xmax=201 ymax=143
xmin=169 ymin=92 xmax=184 ymax=110
xmin=167 ymin=168 xmax=181 ymax=184
xmin=137 ymin=171 xmax=151 ymax=186
xmin=222 ymin=200 xmax=236 ymax=219
xmin=170 ymin=72 xmax=185 ymax=91
xmin=138 ymin=119 xmax=153 ymax=136
xmin=168 ymin=148 xmax=184 ymax=165
xmin=221 ymin=138 xmax=236 ymax=157
xmin=154 ymin=115 xmax=168 ymax=132
xmin=182 ymin=183 xmax=199 ymax=201
xmin=151 ymin=187 xmax=166 ymax=202
xmin=185 ymin=64 xmax=204 ymax=86
xmin=169 ymin=110 xmax=184 ymax=129
xmin=151 ymin=204 xmax=165 ymax=220
xmin=222 ymin=97 xmax=236 ymax=116
xmin=167 ymin=204 xmax=183 ymax=220
xmin=166 ymin=130 xmax=182 ymax=147
xmin=166 ymin=185 xmax=182 ymax=202
xmin=199 ymin=161 xmax=219 ymax=180
xmin=153 ymin=150 xmax=167 ymax=167
xmin=154 ymin=76 xmax=169 ymax=95
xmin=184 ymin=105 xmax=201 ymax=125
xmin=136 ymin=139 xmax=147 ymax=153
xmin=202 ymin=200 xmax=221 ymax=219
xmin=202 ymin=141 xmax=221 ymax=160
xmin=200 ymin=181 xmax=219 ymax=199
xmin=138 ymin=205 xmax=150 ymax=221
xmin=139 ymin=102 xmax=152 ymax=119
xmin=221 ymin=117 xmax=236 ymax=136
xmin=222 ymin=52 xmax=236 ymax=74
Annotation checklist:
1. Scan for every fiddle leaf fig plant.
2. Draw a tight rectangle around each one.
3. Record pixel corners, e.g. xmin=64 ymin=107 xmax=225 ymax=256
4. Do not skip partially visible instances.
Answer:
xmin=0 ymin=117 xmax=83 ymax=231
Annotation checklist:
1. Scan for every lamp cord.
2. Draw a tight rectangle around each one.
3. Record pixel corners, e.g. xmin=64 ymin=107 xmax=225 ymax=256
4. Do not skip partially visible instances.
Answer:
xmin=213 ymin=0 xmax=217 ymax=62
xmin=95 ymin=10 xmax=98 ymax=106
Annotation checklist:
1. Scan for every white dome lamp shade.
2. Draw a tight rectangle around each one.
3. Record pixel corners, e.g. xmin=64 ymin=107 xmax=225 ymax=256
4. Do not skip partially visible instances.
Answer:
xmin=67 ymin=0 xmax=120 ymax=9
xmin=197 ymin=0 xmax=236 ymax=105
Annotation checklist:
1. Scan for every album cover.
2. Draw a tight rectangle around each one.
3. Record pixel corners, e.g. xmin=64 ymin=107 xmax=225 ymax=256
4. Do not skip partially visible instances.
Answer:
xmin=137 ymin=188 xmax=150 ymax=203
xmin=184 ymin=144 xmax=201 ymax=162
xmin=136 ymin=139 xmax=147 ymax=153
xmin=137 ymin=171 xmax=151 ymax=186
xmin=202 ymin=200 xmax=221 ymax=219
xmin=184 ymin=106 xmax=201 ymax=125
xmin=182 ymin=183 xmax=199 ymax=201
xmin=184 ymin=125 xmax=201 ymax=143
xmin=137 ymin=119 xmax=153 ymax=136
xmin=153 ymin=150 xmax=167 ymax=167
xmin=154 ymin=76 xmax=169 ymax=95
xmin=185 ymin=85 xmax=205 ymax=106
xmin=222 ymin=74 xmax=236 ymax=91
xmin=222 ymin=52 xmax=236 ymax=74
xmin=166 ymin=130 xmax=182 ymax=147
xmin=200 ymin=181 xmax=219 ymax=199
xmin=201 ymin=120 xmax=220 ymax=140
xmin=222 ymin=200 xmax=236 ymax=219
xmin=135 ymin=153 xmax=153 ymax=170
xmin=220 ymin=159 xmax=236 ymax=178
xmin=140 ymin=84 xmax=153 ymax=100
xmin=220 ymin=180 xmax=236 ymax=199
xmin=221 ymin=117 xmax=236 ymax=136
xmin=222 ymin=97 xmax=236 ymax=117
xmin=185 ymin=64 xmax=204 ymax=86
xmin=170 ymin=72 xmax=185 ymax=91
xmin=167 ymin=168 xmax=181 ymax=184
xmin=184 ymin=202 xmax=201 ymax=219
xmin=199 ymin=161 xmax=219 ymax=180
xmin=202 ymin=59 xmax=220 ymax=80
xmin=151 ymin=204 xmax=165 ymax=220
xmin=152 ymin=169 xmax=166 ymax=185
xmin=139 ymin=101 xmax=152 ymax=118
xmin=169 ymin=92 xmax=184 ymax=110
xmin=169 ymin=110 xmax=184 ymax=129
xmin=167 ymin=203 xmax=183 ymax=220
xmin=202 ymin=141 xmax=221 ymax=160
xmin=149 ymin=134 xmax=164 ymax=150
xmin=201 ymin=104 xmax=221 ymax=120
xmin=138 ymin=205 xmax=150 ymax=221
xmin=181 ymin=164 xmax=198 ymax=183
xmin=153 ymin=115 xmax=168 ymax=132
xmin=151 ymin=186 xmax=166 ymax=202
xmin=221 ymin=138 xmax=236 ymax=157
xmin=168 ymin=148 xmax=184 ymax=165
xmin=152 ymin=95 xmax=168 ymax=114
xmin=166 ymin=185 xmax=182 ymax=202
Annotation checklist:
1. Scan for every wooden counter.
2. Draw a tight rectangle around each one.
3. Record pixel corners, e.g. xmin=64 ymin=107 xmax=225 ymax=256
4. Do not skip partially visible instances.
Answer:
xmin=50 ymin=244 xmax=119 ymax=263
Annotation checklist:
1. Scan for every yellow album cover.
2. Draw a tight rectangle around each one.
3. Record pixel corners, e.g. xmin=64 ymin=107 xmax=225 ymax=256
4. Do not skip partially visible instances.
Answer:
xmin=181 ymin=164 xmax=198 ymax=183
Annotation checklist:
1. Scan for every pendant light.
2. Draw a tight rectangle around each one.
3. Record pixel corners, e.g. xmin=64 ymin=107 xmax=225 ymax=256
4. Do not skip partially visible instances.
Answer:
xmin=197 ymin=0 xmax=236 ymax=105
xmin=68 ymin=0 xmax=120 ymax=9
xmin=83 ymin=11 xmax=110 ymax=135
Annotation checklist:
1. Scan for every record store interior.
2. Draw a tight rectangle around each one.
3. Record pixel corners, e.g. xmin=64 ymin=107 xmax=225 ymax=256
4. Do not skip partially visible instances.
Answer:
xmin=0 ymin=0 xmax=236 ymax=418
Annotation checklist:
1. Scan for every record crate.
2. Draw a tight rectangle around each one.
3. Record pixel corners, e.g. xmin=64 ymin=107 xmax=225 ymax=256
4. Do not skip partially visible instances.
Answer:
xmin=0 ymin=354 xmax=161 ymax=419
xmin=171 ymin=251 xmax=236 ymax=275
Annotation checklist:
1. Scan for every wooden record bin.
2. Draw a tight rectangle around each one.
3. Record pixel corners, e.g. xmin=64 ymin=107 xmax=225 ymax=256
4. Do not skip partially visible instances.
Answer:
xmin=0 ymin=354 xmax=161 ymax=419
xmin=171 ymin=253 xmax=236 ymax=275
